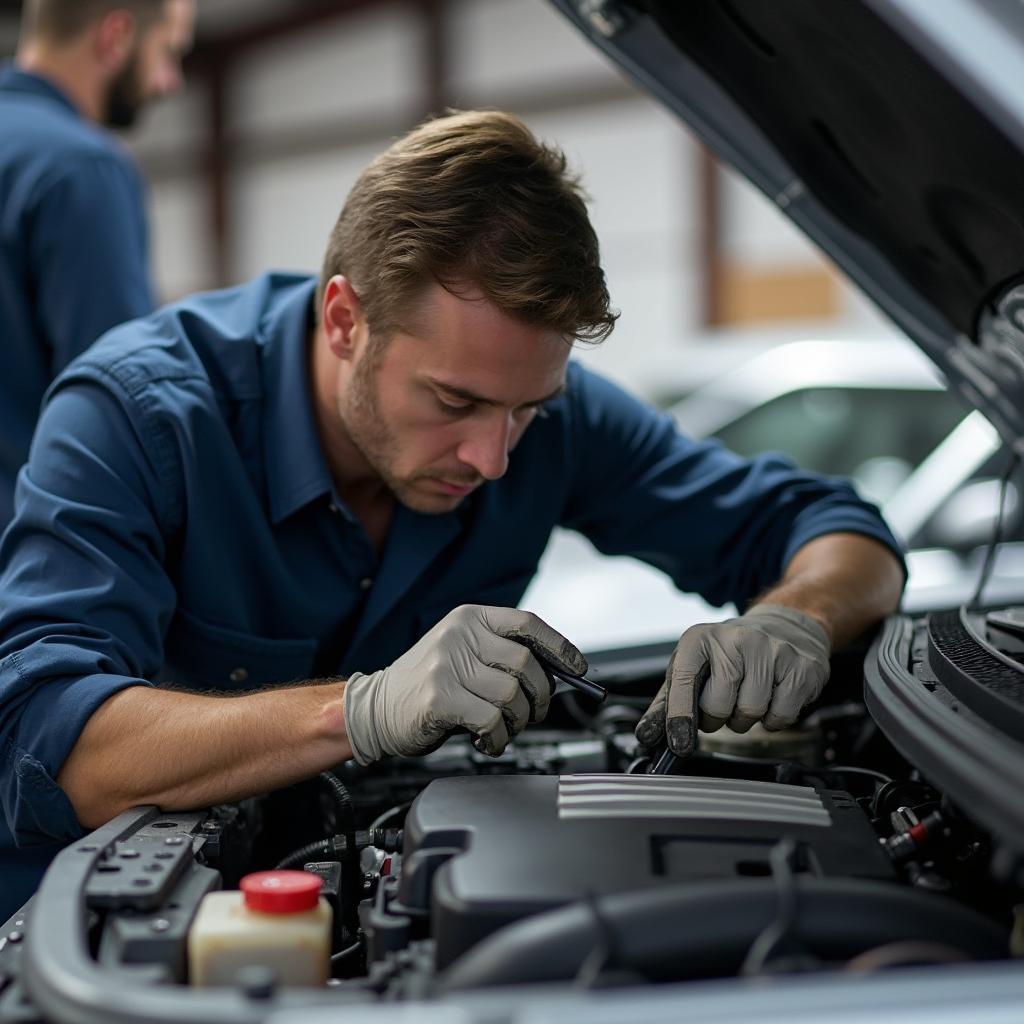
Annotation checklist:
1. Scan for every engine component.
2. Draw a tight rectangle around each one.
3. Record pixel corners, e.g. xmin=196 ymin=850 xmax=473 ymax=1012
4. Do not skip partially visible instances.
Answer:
xmin=395 ymin=773 xmax=894 ymax=968
xmin=886 ymin=808 xmax=951 ymax=863
xmin=437 ymin=878 xmax=1010 ymax=989
xmin=188 ymin=871 xmax=332 ymax=987
xmin=698 ymin=720 xmax=824 ymax=763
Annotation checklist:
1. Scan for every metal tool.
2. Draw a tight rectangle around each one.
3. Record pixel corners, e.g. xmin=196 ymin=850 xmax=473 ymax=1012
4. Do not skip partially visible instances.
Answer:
xmin=649 ymin=661 xmax=710 ymax=772
xmin=650 ymin=747 xmax=680 ymax=774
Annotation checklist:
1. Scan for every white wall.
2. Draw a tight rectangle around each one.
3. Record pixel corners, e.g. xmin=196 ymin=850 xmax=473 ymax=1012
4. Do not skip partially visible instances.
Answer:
xmin=129 ymin=0 xmax=888 ymax=395
xmin=228 ymin=3 xmax=421 ymax=137
xmin=231 ymin=143 xmax=383 ymax=282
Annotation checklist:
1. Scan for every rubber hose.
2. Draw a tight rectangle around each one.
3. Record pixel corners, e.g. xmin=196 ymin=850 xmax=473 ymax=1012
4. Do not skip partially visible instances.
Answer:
xmin=438 ymin=878 xmax=1008 ymax=990
xmin=276 ymin=835 xmax=347 ymax=870
xmin=319 ymin=771 xmax=357 ymax=834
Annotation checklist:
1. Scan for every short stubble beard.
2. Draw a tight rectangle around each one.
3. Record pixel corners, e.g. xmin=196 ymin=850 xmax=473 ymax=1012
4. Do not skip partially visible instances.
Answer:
xmin=338 ymin=343 xmax=461 ymax=514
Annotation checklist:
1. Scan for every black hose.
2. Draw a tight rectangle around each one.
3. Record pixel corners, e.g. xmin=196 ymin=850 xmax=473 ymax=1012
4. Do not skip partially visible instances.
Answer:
xmin=275 ymin=828 xmax=403 ymax=869
xmin=438 ymin=878 xmax=1008 ymax=990
xmin=319 ymin=771 xmax=357 ymax=834
xmin=276 ymin=835 xmax=348 ymax=870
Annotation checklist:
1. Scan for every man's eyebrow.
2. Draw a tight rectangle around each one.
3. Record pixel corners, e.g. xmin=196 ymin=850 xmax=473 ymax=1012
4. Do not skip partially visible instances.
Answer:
xmin=427 ymin=377 xmax=567 ymax=408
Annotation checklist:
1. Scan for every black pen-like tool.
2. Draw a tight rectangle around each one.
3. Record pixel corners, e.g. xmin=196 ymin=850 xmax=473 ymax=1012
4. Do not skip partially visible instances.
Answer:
xmin=535 ymin=654 xmax=607 ymax=703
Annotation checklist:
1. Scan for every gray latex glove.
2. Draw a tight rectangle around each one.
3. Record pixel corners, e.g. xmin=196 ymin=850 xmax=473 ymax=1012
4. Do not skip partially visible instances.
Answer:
xmin=344 ymin=604 xmax=587 ymax=765
xmin=635 ymin=603 xmax=831 ymax=757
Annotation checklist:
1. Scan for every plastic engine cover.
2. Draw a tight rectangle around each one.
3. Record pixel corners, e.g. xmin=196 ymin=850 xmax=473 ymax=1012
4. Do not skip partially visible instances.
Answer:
xmin=397 ymin=773 xmax=894 ymax=968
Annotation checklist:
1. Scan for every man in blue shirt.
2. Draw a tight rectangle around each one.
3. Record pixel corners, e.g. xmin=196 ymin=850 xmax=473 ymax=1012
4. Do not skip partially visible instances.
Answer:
xmin=0 ymin=0 xmax=195 ymax=527
xmin=0 ymin=110 xmax=905 ymax=917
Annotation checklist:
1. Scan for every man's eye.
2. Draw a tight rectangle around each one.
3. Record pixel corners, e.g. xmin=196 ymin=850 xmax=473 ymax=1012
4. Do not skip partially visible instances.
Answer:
xmin=517 ymin=402 xmax=549 ymax=420
xmin=437 ymin=396 xmax=473 ymax=416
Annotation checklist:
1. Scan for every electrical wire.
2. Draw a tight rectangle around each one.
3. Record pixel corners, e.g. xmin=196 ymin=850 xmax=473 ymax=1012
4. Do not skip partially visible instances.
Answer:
xmin=573 ymin=892 xmax=619 ymax=989
xmin=740 ymin=838 xmax=807 ymax=976
xmin=969 ymin=451 xmax=1020 ymax=610
xmin=331 ymin=939 xmax=363 ymax=964
xmin=369 ymin=802 xmax=411 ymax=833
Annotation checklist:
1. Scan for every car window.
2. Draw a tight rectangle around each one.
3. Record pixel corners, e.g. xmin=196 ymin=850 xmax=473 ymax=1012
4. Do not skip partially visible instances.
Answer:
xmin=911 ymin=447 xmax=1023 ymax=551
xmin=712 ymin=387 xmax=969 ymax=502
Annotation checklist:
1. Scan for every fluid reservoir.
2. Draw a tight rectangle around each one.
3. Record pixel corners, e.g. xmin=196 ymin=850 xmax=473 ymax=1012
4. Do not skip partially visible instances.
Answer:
xmin=188 ymin=870 xmax=332 ymax=986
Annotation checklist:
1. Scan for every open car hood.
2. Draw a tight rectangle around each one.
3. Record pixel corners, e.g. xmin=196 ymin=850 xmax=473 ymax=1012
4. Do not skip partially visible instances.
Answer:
xmin=551 ymin=0 xmax=1024 ymax=455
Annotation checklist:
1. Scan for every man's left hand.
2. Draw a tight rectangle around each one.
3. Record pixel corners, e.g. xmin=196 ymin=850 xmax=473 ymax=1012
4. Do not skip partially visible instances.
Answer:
xmin=635 ymin=603 xmax=831 ymax=757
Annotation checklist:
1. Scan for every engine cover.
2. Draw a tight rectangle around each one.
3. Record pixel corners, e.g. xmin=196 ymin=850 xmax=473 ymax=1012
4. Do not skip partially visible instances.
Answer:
xmin=397 ymin=773 xmax=893 ymax=968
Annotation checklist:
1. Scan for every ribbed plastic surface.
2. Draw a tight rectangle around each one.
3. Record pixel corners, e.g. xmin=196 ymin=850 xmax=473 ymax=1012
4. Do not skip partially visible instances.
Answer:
xmin=557 ymin=774 xmax=831 ymax=826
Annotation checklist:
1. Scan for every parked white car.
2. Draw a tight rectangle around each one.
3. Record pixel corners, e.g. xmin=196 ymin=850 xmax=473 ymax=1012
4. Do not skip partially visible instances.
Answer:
xmin=524 ymin=337 xmax=1016 ymax=650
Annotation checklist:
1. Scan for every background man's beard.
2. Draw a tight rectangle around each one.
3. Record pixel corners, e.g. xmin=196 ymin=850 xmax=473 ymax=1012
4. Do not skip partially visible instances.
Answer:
xmin=104 ymin=55 xmax=143 ymax=129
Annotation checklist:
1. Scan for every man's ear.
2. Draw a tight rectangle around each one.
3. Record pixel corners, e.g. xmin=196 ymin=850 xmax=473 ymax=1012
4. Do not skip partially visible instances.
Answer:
xmin=93 ymin=10 xmax=136 ymax=73
xmin=321 ymin=276 xmax=365 ymax=361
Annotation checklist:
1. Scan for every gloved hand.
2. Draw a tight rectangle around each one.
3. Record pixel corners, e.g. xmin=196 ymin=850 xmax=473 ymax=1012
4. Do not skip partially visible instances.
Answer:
xmin=344 ymin=604 xmax=587 ymax=765
xmin=635 ymin=603 xmax=831 ymax=757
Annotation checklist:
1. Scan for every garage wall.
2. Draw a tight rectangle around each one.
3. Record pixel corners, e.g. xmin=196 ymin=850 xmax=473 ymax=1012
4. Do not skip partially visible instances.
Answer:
xmin=3 ymin=0 xmax=892 ymax=395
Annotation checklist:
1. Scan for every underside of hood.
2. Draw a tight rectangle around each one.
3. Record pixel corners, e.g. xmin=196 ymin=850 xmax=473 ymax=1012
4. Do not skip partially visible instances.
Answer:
xmin=552 ymin=0 xmax=1024 ymax=452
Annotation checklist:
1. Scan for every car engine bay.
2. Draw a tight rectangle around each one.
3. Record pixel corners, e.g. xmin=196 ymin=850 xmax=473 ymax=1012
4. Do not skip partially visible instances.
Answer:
xmin=2 ymin=611 xmax=1022 ymax=1023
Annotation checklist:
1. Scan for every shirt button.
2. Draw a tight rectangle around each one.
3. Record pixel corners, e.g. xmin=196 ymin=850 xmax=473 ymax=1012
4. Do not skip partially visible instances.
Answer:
xmin=229 ymin=667 xmax=249 ymax=683
xmin=360 ymin=577 xmax=373 ymax=591
xmin=328 ymin=503 xmax=340 ymax=515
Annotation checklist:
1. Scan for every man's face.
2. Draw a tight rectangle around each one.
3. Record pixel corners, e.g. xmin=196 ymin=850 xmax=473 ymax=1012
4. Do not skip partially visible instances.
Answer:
xmin=335 ymin=283 xmax=570 ymax=515
xmin=105 ymin=0 xmax=194 ymax=129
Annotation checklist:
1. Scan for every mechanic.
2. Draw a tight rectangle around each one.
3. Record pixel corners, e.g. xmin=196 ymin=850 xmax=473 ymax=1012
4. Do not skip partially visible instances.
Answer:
xmin=0 ymin=110 xmax=905 ymax=918
xmin=0 ymin=0 xmax=195 ymax=528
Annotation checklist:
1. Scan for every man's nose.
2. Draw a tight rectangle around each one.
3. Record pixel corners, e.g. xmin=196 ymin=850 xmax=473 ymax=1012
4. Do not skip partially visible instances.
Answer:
xmin=456 ymin=413 xmax=512 ymax=481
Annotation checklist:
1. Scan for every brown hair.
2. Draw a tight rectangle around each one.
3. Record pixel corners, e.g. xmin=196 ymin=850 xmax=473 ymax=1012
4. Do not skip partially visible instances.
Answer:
xmin=21 ymin=0 xmax=166 ymax=45
xmin=319 ymin=109 xmax=617 ymax=344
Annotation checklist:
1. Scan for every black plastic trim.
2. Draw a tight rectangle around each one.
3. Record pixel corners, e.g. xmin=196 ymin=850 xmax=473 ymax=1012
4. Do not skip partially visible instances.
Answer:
xmin=22 ymin=806 xmax=370 ymax=1024
xmin=864 ymin=615 xmax=1024 ymax=859
xmin=927 ymin=608 xmax=1024 ymax=741
xmin=552 ymin=0 xmax=1024 ymax=455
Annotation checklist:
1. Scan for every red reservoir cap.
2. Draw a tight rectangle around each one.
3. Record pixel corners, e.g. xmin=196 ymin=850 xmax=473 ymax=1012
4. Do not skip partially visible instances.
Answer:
xmin=240 ymin=871 xmax=322 ymax=913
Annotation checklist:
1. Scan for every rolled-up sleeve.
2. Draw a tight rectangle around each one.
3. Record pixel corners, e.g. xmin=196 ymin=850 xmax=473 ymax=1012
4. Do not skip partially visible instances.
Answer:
xmin=562 ymin=366 xmax=905 ymax=610
xmin=0 ymin=373 xmax=177 ymax=846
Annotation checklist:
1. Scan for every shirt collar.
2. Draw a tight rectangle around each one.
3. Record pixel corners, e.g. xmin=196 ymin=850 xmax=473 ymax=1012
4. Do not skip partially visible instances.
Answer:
xmin=0 ymin=63 xmax=82 ymax=120
xmin=257 ymin=273 xmax=484 ymax=529
xmin=259 ymin=276 xmax=334 ymax=524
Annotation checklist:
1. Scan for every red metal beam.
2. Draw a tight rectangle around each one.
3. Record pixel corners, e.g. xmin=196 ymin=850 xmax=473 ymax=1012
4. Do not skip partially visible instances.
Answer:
xmin=698 ymin=145 xmax=723 ymax=327
xmin=186 ymin=0 xmax=415 ymax=70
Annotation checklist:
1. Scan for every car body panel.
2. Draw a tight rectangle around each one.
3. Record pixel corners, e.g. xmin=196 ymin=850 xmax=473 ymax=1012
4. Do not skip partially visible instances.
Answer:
xmin=550 ymin=0 xmax=1024 ymax=454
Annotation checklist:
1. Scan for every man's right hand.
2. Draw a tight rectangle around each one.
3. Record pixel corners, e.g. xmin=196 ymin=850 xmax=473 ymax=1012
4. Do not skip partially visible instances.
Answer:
xmin=343 ymin=605 xmax=587 ymax=765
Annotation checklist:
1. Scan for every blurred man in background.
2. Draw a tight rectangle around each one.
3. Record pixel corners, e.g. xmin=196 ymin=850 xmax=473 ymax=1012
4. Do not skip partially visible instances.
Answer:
xmin=0 ymin=0 xmax=195 ymax=527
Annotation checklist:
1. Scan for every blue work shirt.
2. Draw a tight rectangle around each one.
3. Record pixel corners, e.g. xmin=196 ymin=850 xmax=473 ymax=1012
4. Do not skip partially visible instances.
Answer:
xmin=0 ymin=272 xmax=902 ymax=917
xmin=0 ymin=64 xmax=154 ymax=528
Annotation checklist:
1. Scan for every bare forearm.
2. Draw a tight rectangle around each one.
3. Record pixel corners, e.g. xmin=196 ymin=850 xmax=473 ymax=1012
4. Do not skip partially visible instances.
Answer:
xmin=755 ymin=532 xmax=904 ymax=649
xmin=57 ymin=681 xmax=352 ymax=829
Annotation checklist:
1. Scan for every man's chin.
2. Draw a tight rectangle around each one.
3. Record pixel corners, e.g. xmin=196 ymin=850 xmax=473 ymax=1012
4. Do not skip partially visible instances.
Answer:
xmin=394 ymin=479 xmax=473 ymax=514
